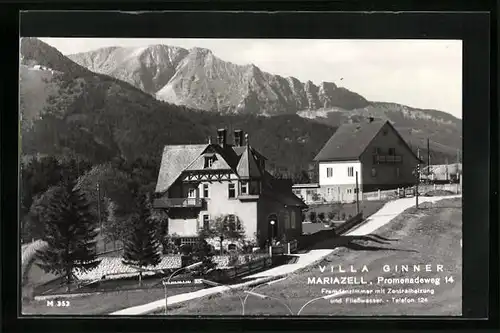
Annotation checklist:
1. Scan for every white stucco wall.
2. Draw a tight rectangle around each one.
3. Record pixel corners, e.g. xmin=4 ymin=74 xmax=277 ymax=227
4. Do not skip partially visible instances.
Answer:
xmin=318 ymin=160 xmax=363 ymax=186
xmin=167 ymin=177 xmax=258 ymax=239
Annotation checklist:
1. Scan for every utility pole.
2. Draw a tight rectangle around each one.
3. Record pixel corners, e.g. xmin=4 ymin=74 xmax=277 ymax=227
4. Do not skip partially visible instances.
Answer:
xmin=97 ymin=182 xmax=102 ymax=231
xmin=76 ymin=154 xmax=80 ymax=177
xmin=456 ymin=149 xmax=461 ymax=193
xmin=416 ymin=148 xmax=420 ymax=209
xmin=355 ymin=171 xmax=360 ymax=215
xmin=445 ymin=158 xmax=449 ymax=182
xmin=427 ymin=138 xmax=430 ymax=178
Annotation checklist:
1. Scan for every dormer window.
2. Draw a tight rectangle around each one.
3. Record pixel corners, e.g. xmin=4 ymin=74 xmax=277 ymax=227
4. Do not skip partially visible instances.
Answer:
xmin=204 ymin=154 xmax=217 ymax=168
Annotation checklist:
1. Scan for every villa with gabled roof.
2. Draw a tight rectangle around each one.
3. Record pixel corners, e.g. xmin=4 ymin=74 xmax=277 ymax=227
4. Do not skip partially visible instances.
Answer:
xmin=313 ymin=118 xmax=421 ymax=203
xmin=154 ymin=129 xmax=306 ymax=249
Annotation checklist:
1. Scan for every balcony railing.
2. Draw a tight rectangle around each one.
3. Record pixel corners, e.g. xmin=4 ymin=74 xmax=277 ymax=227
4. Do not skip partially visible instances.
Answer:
xmin=153 ymin=198 xmax=203 ymax=209
xmin=237 ymin=194 xmax=260 ymax=200
xmin=373 ymin=155 xmax=402 ymax=164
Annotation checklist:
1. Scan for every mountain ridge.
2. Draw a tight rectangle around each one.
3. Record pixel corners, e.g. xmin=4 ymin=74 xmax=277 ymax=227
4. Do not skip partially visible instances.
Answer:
xmin=67 ymin=44 xmax=373 ymax=115
xmin=20 ymin=38 xmax=461 ymax=176
xmin=19 ymin=38 xmax=343 ymax=174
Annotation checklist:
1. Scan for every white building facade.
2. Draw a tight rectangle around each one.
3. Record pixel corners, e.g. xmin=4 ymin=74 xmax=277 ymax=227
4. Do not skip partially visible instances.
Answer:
xmin=318 ymin=160 xmax=362 ymax=203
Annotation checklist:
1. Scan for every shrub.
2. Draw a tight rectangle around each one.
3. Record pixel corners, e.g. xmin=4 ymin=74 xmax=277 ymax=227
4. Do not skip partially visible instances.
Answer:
xmin=180 ymin=244 xmax=193 ymax=255
xmin=318 ymin=212 xmax=325 ymax=222
xmin=341 ymin=212 xmax=346 ymax=220
xmin=348 ymin=214 xmax=352 ymax=220
xmin=328 ymin=211 xmax=335 ymax=221
xmin=308 ymin=211 xmax=317 ymax=223
xmin=228 ymin=250 xmax=239 ymax=267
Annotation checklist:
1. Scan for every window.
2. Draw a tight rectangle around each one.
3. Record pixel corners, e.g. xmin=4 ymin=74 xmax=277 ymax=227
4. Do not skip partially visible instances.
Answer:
xmin=240 ymin=181 xmax=248 ymax=195
xmin=227 ymin=214 xmax=241 ymax=230
xmin=327 ymin=188 xmax=331 ymax=195
xmin=204 ymin=156 xmax=214 ymax=168
xmin=282 ymin=211 xmax=290 ymax=230
xmin=396 ymin=167 xmax=400 ymax=178
xmin=228 ymin=183 xmax=236 ymax=198
xmin=371 ymin=168 xmax=377 ymax=177
xmin=373 ymin=147 xmax=381 ymax=155
xmin=188 ymin=188 xmax=196 ymax=198
xmin=327 ymin=167 xmax=333 ymax=178
xmin=347 ymin=189 xmax=352 ymax=194
xmin=203 ymin=214 xmax=210 ymax=230
xmin=203 ymin=184 xmax=209 ymax=198
xmin=348 ymin=167 xmax=354 ymax=177
xmin=388 ymin=148 xmax=396 ymax=156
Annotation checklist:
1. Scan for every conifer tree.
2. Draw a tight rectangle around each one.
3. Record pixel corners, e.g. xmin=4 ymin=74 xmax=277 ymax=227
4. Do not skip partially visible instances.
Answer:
xmin=122 ymin=193 xmax=161 ymax=285
xmin=35 ymin=180 xmax=100 ymax=292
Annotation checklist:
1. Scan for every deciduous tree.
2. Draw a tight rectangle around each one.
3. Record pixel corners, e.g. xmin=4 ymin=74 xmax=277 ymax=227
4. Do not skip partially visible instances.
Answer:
xmin=198 ymin=214 xmax=245 ymax=255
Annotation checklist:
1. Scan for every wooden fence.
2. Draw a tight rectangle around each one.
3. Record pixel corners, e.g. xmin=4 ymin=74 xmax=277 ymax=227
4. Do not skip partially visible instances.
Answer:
xmin=362 ymin=183 xmax=461 ymax=201
xmin=209 ymin=256 xmax=273 ymax=282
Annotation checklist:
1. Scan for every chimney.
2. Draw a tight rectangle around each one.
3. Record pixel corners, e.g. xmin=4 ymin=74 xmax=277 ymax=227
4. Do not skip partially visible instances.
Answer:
xmin=217 ymin=128 xmax=227 ymax=147
xmin=234 ymin=129 xmax=243 ymax=147
xmin=368 ymin=117 xmax=374 ymax=123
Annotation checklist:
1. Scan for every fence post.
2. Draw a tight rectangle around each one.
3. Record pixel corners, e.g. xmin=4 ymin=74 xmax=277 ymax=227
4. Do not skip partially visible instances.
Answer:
xmin=287 ymin=242 xmax=291 ymax=255
xmin=269 ymin=245 xmax=272 ymax=257
xmin=377 ymin=189 xmax=381 ymax=200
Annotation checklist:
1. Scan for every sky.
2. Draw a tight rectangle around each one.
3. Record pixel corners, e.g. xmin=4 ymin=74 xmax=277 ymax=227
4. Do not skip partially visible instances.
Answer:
xmin=39 ymin=38 xmax=462 ymax=119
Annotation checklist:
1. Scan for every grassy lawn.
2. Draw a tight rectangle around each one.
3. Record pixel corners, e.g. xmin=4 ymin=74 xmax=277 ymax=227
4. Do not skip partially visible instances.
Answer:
xmin=302 ymin=200 xmax=386 ymax=235
xmin=155 ymin=198 xmax=462 ymax=316
xmin=22 ymin=285 xmax=202 ymax=315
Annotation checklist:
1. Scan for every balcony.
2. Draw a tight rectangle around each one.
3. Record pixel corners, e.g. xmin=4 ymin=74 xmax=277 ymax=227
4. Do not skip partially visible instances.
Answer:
xmin=237 ymin=194 xmax=260 ymax=201
xmin=373 ymin=155 xmax=402 ymax=164
xmin=153 ymin=197 xmax=203 ymax=209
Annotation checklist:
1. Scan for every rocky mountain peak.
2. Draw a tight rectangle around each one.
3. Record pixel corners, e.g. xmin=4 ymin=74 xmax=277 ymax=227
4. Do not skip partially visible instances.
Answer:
xmin=188 ymin=47 xmax=213 ymax=57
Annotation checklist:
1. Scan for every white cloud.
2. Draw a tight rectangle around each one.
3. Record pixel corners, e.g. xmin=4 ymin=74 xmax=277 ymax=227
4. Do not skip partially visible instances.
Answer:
xmin=39 ymin=38 xmax=462 ymax=118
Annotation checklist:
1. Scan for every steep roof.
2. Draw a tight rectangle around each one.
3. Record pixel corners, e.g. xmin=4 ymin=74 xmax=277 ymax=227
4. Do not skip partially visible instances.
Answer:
xmin=233 ymin=146 xmax=267 ymax=160
xmin=155 ymin=144 xmax=209 ymax=193
xmin=313 ymin=120 xmax=387 ymax=162
xmin=261 ymin=172 xmax=307 ymax=208
xmin=236 ymin=145 xmax=263 ymax=179
xmin=155 ymin=142 xmax=267 ymax=193
xmin=184 ymin=150 xmax=233 ymax=172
